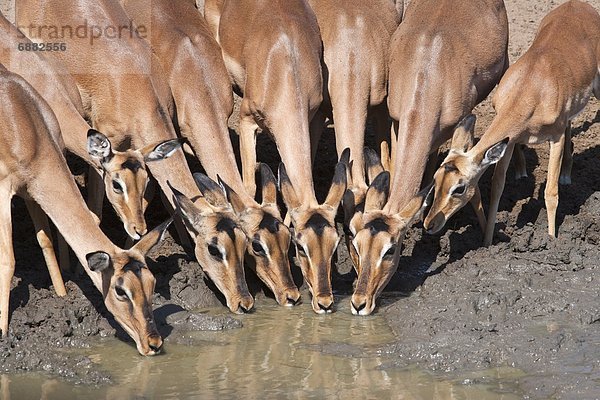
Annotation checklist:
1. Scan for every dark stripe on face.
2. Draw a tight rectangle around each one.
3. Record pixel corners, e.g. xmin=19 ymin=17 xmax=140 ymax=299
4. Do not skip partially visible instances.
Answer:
xmin=364 ymin=218 xmax=389 ymax=235
xmin=217 ymin=217 xmax=238 ymax=242
xmin=258 ymin=212 xmax=280 ymax=234
xmin=122 ymin=158 xmax=143 ymax=172
xmin=306 ymin=213 xmax=331 ymax=236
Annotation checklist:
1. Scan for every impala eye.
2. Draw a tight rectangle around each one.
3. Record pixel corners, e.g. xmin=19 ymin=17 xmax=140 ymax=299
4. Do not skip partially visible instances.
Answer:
xmin=252 ymin=240 xmax=266 ymax=256
xmin=207 ymin=244 xmax=223 ymax=260
xmin=451 ymin=184 xmax=466 ymax=197
xmin=383 ymin=245 xmax=397 ymax=259
xmin=112 ymin=180 xmax=124 ymax=194
xmin=115 ymin=286 xmax=127 ymax=299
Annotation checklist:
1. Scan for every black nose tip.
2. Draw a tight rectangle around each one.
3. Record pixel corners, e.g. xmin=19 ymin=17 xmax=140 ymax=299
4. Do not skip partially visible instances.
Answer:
xmin=352 ymin=301 xmax=367 ymax=312
xmin=239 ymin=303 xmax=250 ymax=313
xmin=286 ymin=296 xmax=299 ymax=306
xmin=318 ymin=302 xmax=332 ymax=312
xmin=149 ymin=343 xmax=162 ymax=353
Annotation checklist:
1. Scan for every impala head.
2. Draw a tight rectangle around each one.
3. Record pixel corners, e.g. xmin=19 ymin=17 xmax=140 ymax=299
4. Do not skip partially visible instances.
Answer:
xmin=279 ymin=161 xmax=347 ymax=314
xmin=85 ymin=220 xmax=170 ymax=356
xmin=169 ymin=179 xmax=253 ymax=314
xmin=217 ymin=164 xmax=299 ymax=307
xmin=424 ymin=115 xmax=508 ymax=234
xmin=349 ymin=172 xmax=433 ymax=316
xmin=87 ymin=129 xmax=182 ymax=240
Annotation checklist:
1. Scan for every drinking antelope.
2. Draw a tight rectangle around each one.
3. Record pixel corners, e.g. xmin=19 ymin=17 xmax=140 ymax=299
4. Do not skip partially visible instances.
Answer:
xmin=206 ymin=0 xmax=348 ymax=314
xmin=0 ymin=67 xmax=168 ymax=355
xmin=348 ymin=0 xmax=509 ymax=315
xmin=16 ymin=0 xmax=255 ymax=313
xmin=424 ymin=0 xmax=600 ymax=244
xmin=121 ymin=0 xmax=300 ymax=307
xmin=0 ymin=15 xmax=179 ymax=280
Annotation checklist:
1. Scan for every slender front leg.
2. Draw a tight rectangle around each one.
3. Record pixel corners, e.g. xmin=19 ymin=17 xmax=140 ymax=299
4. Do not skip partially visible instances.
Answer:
xmin=25 ymin=200 xmax=66 ymax=297
xmin=0 ymin=185 xmax=15 ymax=337
xmin=239 ymin=111 xmax=259 ymax=198
xmin=513 ymin=144 xmax=527 ymax=179
xmin=559 ymin=123 xmax=573 ymax=185
xmin=470 ymin=185 xmax=487 ymax=233
xmin=546 ymin=135 xmax=565 ymax=237
xmin=484 ymin=143 xmax=514 ymax=246
xmin=86 ymin=166 xmax=105 ymax=220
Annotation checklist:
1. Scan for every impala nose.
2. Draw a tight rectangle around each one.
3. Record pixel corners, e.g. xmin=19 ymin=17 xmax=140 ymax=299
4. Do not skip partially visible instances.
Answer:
xmin=351 ymin=301 xmax=367 ymax=313
xmin=316 ymin=295 xmax=334 ymax=313
xmin=147 ymin=336 xmax=163 ymax=355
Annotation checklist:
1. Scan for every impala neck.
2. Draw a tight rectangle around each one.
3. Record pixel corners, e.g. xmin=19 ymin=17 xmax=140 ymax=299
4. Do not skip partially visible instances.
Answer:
xmin=28 ymin=150 xmax=116 ymax=292
xmin=386 ymin=110 xmax=440 ymax=214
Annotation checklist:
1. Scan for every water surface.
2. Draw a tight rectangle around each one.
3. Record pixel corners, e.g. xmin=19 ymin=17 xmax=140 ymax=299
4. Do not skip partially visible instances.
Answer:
xmin=0 ymin=298 xmax=525 ymax=399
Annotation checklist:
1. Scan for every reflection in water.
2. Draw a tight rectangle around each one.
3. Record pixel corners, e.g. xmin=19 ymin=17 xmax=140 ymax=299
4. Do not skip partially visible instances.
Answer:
xmin=0 ymin=298 xmax=524 ymax=399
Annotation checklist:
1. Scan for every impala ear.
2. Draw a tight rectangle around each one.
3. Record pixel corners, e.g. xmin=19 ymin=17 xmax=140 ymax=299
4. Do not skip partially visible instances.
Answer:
xmin=217 ymin=175 xmax=246 ymax=214
xmin=259 ymin=163 xmax=278 ymax=205
xmin=87 ymin=129 xmax=113 ymax=163
xmin=141 ymin=138 xmax=183 ymax=162
xmin=451 ymin=114 xmax=476 ymax=153
xmin=278 ymin=163 xmax=301 ymax=210
xmin=342 ymin=189 xmax=356 ymax=226
xmin=364 ymin=171 xmax=390 ymax=212
xmin=193 ymin=173 xmax=229 ymax=208
xmin=324 ymin=162 xmax=347 ymax=209
xmin=168 ymin=181 xmax=203 ymax=229
xmin=397 ymin=183 xmax=434 ymax=223
xmin=86 ymin=251 xmax=112 ymax=272
xmin=133 ymin=219 xmax=172 ymax=255
xmin=364 ymin=147 xmax=385 ymax=183
xmin=481 ymin=138 xmax=509 ymax=168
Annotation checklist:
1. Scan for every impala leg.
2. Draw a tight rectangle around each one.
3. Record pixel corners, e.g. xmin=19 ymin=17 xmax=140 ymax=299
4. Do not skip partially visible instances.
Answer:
xmin=470 ymin=185 xmax=487 ymax=233
xmin=86 ymin=166 xmax=105 ymax=221
xmin=559 ymin=123 xmax=573 ymax=185
xmin=546 ymin=136 xmax=565 ymax=238
xmin=25 ymin=200 xmax=66 ymax=297
xmin=239 ymin=115 xmax=259 ymax=198
xmin=484 ymin=143 xmax=514 ymax=246
xmin=0 ymin=185 xmax=14 ymax=337
xmin=513 ymin=144 xmax=527 ymax=179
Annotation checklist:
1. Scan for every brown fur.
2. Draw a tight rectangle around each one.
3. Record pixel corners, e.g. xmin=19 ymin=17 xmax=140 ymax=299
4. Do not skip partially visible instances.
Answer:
xmin=206 ymin=0 xmax=346 ymax=313
xmin=424 ymin=0 xmax=600 ymax=245
xmin=0 ymin=69 xmax=168 ymax=356
xmin=121 ymin=0 xmax=299 ymax=307
xmin=349 ymin=0 xmax=509 ymax=315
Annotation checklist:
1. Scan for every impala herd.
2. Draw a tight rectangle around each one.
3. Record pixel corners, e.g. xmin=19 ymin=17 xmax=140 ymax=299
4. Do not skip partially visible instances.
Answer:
xmin=0 ymin=0 xmax=598 ymax=355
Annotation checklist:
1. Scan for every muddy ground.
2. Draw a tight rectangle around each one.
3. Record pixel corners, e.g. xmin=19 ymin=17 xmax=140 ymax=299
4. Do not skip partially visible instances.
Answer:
xmin=2 ymin=0 xmax=600 ymax=398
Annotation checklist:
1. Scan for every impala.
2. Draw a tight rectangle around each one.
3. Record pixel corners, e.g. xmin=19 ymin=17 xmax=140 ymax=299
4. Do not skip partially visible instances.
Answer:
xmin=0 ymin=68 xmax=168 ymax=355
xmin=349 ymin=0 xmax=509 ymax=315
xmin=206 ymin=0 xmax=348 ymax=313
xmin=121 ymin=0 xmax=300 ymax=306
xmin=424 ymin=0 xmax=600 ymax=244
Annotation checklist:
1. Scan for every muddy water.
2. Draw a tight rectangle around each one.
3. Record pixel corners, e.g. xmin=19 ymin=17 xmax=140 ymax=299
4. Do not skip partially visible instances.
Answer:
xmin=0 ymin=298 xmax=524 ymax=399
